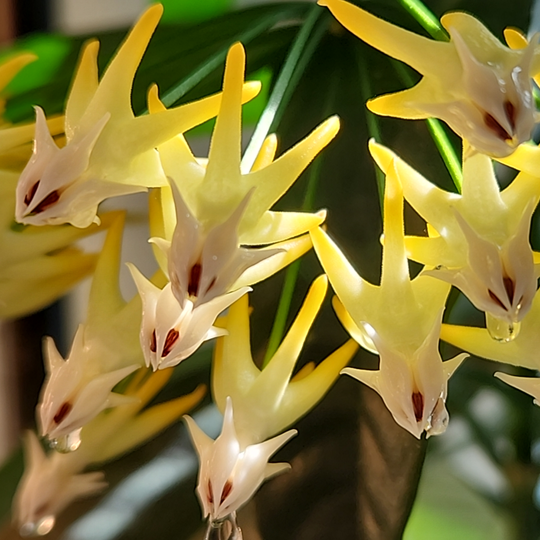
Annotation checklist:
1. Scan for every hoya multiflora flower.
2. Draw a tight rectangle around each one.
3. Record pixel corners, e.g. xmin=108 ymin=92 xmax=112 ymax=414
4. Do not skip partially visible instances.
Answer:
xmin=212 ymin=275 xmax=358 ymax=447
xmin=14 ymin=369 xmax=206 ymax=536
xmin=184 ymin=397 xmax=296 ymax=524
xmin=0 ymin=55 xmax=100 ymax=318
xmin=370 ymin=141 xmax=540 ymax=341
xmin=129 ymin=42 xmax=337 ymax=371
xmin=128 ymin=183 xmax=255 ymax=371
xmin=38 ymin=214 xmax=145 ymax=449
xmin=320 ymin=0 xmax=540 ymax=157
xmin=311 ymin=144 xmax=467 ymax=439
xmin=152 ymin=42 xmax=339 ymax=247
xmin=14 ymin=5 xmax=260 ymax=228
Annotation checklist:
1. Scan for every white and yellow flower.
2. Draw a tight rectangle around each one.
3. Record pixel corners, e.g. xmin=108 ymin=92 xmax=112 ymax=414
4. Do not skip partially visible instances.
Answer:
xmin=320 ymin=0 xmax=539 ymax=157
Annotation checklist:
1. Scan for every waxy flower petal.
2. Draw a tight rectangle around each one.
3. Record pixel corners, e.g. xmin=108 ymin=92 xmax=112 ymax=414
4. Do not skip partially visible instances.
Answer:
xmin=129 ymin=264 xmax=250 ymax=371
xmin=15 ymin=5 xmax=260 ymax=228
xmin=37 ymin=214 xmax=145 ymax=446
xmin=38 ymin=329 xmax=139 ymax=443
xmin=13 ymin=432 xmax=106 ymax=537
xmin=185 ymin=397 xmax=296 ymax=522
xmin=158 ymin=183 xmax=280 ymax=307
xmin=320 ymin=0 xmax=539 ymax=156
xmin=311 ymin=144 xmax=466 ymax=438
xmin=152 ymin=42 xmax=337 ymax=245
xmin=14 ymin=370 xmax=206 ymax=535
xmin=370 ymin=141 xmax=540 ymax=340
xmin=213 ymin=276 xmax=358 ymax=446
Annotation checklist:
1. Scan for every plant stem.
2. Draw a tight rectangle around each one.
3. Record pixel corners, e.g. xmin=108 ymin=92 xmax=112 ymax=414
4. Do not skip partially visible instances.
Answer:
xmin=395 ymin=0 xmax=448 ymax=41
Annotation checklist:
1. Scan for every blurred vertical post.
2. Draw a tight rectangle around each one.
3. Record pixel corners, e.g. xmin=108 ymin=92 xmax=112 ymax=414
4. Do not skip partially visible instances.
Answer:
xmin=0 ymin=0 xmax=17 ymax=463
xmin=0 ymin=0 xmax=15 ymax=43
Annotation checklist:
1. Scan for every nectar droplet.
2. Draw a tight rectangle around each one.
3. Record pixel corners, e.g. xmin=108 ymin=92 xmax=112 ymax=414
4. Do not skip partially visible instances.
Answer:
xmin=49 ymin=428 xmax=82 ymax=453
xmin=486 ymin=312 xmax=520 ymax=342
xmin=19 ymin=516 xmax=55 ymax=537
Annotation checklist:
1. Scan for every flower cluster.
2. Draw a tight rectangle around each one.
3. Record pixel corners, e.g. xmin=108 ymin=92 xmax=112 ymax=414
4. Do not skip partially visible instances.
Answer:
xmin=6 ymin=0 xmax=540 ymax=536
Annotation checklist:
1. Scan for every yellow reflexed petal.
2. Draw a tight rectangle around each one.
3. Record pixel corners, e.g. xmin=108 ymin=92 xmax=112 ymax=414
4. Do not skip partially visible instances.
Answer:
xmin=319 ymin=0 xmax=450 ymax=75
xmin=0 ymin=53 xmax=36 ymax=93
xmin=232 ymin=233 xmax=312 ymax=289
xmin=93 ymin=384 xmax=206 ymax=462
xmin=124 ymin=84 xmax=261 ymax=175
xmin=404 ymin=235 xmax=451 ymax=267
xmin=0 ymin=114 xmax=64 ymax=156
xmin=332 ymin=296 xmax=377 ymax=354
xmin=379 ymin=155 xmax=410 ymax=295
xmin=497 ymin=144 xmax=540 ymax=180
xmin=212 ymin=293 xmax=261 ymax=410
xmin=213 ymin=276 xmax=355 ymax=445
xmin=65 ymin=40 xmax=99 ymax=138
xmin=250 ymin=276 xmax=328 ymax=398
xmin=311 ymin=226 xmax=377 ymax=317
xmin=242 ymin=116 xmax=339 ymax=234
xmin=86 ymin=212 xmax=126 ymax=323
xmin=290 ymin=362 xmax=315 ymax=382
xmin=84 ymin=4 xmax=164 ymax=121
xmin=280 ymin=338 xmax=358 ymax=424
xmin=239 ymin=209 xmax=326 ymax=245
xmin=368 ymin=80 xmax=440 ymax=120
xmin=440 ymin=322 xmax=539 ymax=370
xmin=461 ymin=151 xmax=504 ymax=219
xmin=504 ymin=27 xmax=528 ymax=49
xmin=205 ymin=42 xmax=244 ymax=189
xmin=250 ymin=134 xmax=278 ymax=172
xmin=441 ymin=12 xmax=509 ymax=62
xmin=0 ymin=249 xmax=96 ymax=319
xmin=370 ymin=140 xmax=456 ymax=239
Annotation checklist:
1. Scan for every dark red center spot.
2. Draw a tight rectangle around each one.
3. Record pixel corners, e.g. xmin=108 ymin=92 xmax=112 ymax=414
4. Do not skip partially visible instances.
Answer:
xmin=24 ymin=180 xmax=40 ymax=206
xmin=483 ymin=112 xmax=511 ymax=141
xmin=503 ymin=276 xmax=515 ymax=305
xmin=150 ymin=330 xmax=157 ymax=353
xmin=220 ymin=480 xmax=233 ymax=504
xmin=412 ymin=392 xmax=424 ymax=422
xmin=504 ymin=100 xmax=517 ymax=131
xmin=207 ymin=479 xmax=214 ymax=504
xmin=53 ymin=402 xmax=72 ymax=425
xmin=29 ymin=190 xmax=61 ymax=215
xmin=162 ymin=328 xmax=179 ymax=357
xmin=489 ymin=289 xmax=507 ymax=310
xmin=188 ymin=263 xmax=202 ymax=297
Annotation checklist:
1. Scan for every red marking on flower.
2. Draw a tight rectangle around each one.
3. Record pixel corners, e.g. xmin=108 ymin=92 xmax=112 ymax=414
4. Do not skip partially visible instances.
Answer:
xmin=489 ymin=289 xmax=507 ymax=310
xmin=483 ymin=112 xmax=511 ymax=141
xmin=207 ymin=479 xmax=214 ymax=504
xmin=412 ymin=392 xmax=424 ymax=422
xmin=504 ymin=100 xmax=516 ymax=131
xmin=503 ymin=276 xmax=515 ymax=304
xmin=188 ymin=263 xmax=202 ymax=297
xmin=24 ymin=180 xmax=40 ymax=206
xmin=150 ymin=330 xmax=157 ymax=353
xmin=53 ymin=402 xmax=72 ymax=425
xmin=30 ymin=190 xmax=61 ymax=215
xmin=162 ymin=328 xmax=179 ymax=357
xmin=220 ymin=480 xmax=233 ymax=504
